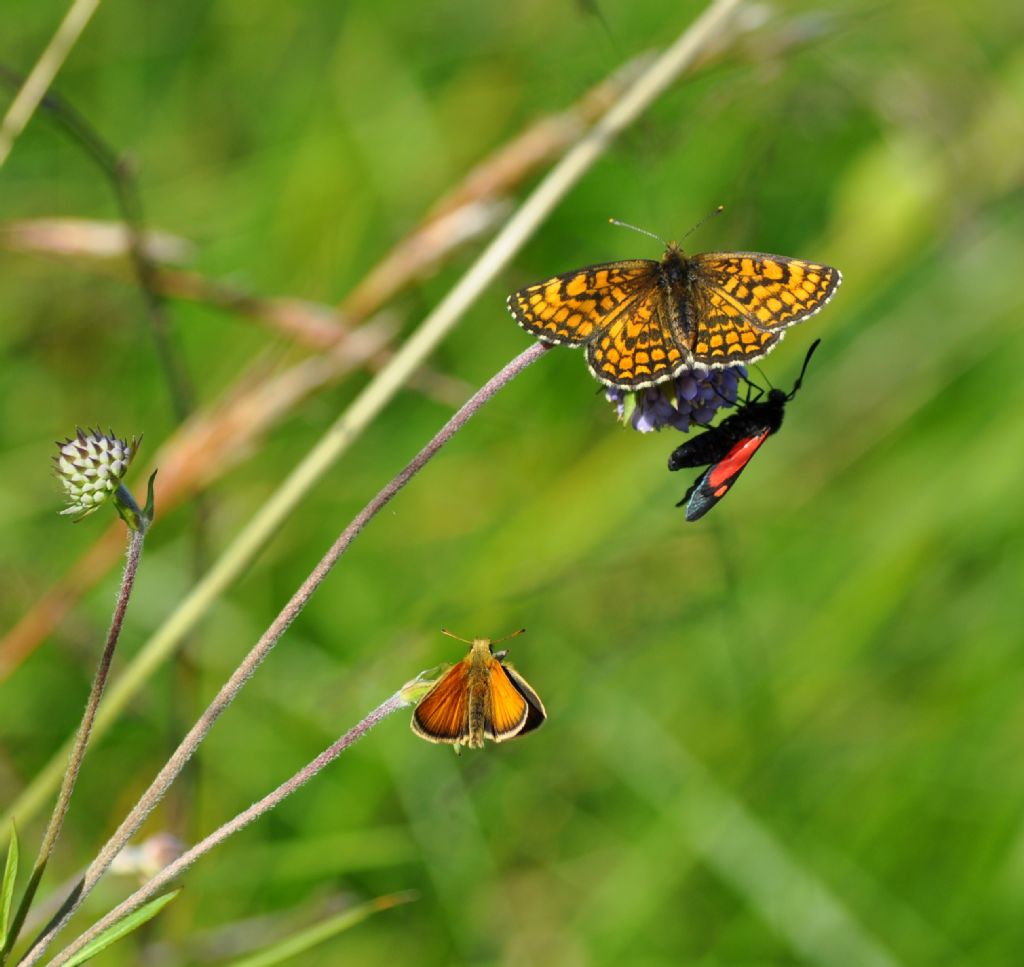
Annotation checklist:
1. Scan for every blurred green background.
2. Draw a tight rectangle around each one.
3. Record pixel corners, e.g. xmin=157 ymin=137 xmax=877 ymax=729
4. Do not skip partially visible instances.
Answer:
xmin=2 ymin=0 xmax=1023 ymax=963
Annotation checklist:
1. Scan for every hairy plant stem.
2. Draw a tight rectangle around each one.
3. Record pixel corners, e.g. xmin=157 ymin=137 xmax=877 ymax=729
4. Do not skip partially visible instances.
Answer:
xmin=18 ymin=341 xmax=550 ymax=966
xmin=45 ymin=692 xmax=408 ymax=967
xmin=1 ymin=528 xmax=145 ymax=965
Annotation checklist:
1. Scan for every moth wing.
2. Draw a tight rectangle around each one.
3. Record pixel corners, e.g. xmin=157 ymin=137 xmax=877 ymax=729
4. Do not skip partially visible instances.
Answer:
xmin=683 ymin=427 xmax=772 ymax=521
xmin=668 ymin=422 xmax=741 ymax=471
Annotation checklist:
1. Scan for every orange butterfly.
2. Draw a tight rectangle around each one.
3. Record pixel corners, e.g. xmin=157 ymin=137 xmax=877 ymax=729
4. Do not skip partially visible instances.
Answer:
xmin=411 ymin=630 xmax=546 ymax=750
xmin=508 ymin=241 xmax=841 ymax=390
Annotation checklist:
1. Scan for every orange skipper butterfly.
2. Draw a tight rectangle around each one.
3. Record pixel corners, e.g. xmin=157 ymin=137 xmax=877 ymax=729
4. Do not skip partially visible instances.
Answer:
xmin=411 ymin=630 xmax=546 ymax=749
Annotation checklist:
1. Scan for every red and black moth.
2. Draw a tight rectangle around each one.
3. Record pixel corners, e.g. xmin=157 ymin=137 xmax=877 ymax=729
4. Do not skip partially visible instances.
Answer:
xmin=668 ymin=339 xmax=821 ymax=521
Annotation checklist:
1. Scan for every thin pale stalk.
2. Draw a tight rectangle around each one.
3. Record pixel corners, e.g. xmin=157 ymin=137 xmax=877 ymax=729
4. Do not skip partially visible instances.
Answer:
xmin=44 ymin=691 xmax=407 ymax=967
xmin=1 ymin=529 xmax=144 ymax=964
xmin=18 ymin=342 xmax=550 ymax=967
xmin=0 ymin=0 xmax=101 ymax=168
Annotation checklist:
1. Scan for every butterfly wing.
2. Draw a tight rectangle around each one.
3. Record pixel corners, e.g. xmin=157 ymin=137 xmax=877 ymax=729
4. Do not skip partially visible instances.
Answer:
xmin=508 ymin=260 xmax=690 ymax=389
xmin=508 ymin=260 xmax=657 ymax=347
xmin=500 ymin=661 xmax=546 ymax=738
xmin=686 ymin=254 xmax=841 ymax=366
xmin=411 ymin=660 xmax=471 ymax=744
xmin=680 ymin=426 xmax=773 ymax=521
xmin=484 ymin=658 xmax=530 ymax=742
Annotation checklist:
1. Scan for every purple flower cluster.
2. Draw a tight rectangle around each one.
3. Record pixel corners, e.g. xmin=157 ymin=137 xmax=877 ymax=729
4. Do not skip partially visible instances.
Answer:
xmin=605 ymin=365 xmax=746 ymax=433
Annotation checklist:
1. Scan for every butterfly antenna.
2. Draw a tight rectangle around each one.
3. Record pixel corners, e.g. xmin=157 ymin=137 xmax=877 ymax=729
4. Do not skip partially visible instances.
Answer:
xmin=789 ymin=338 xmax=822 ymax=397
xmin=491 ymin=628 xmax=527 ymax=645
xmin=681 ymin=204 xmax=725 ymax=243
xmin=608 ymin=218 xmax=667 ymax=247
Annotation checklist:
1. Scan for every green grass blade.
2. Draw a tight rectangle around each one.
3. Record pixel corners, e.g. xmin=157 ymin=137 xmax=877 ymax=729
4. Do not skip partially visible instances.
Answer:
xmin=63 ymin=889 xmax=181 ymax=967
xmin=225 ymin=891 xmax=417 ymax=967
xmin=0 ymin=824 xmax=18 ymax=949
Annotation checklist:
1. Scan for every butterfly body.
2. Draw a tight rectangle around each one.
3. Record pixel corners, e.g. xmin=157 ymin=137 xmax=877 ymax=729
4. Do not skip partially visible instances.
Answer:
xmin=668 ymin=340 xmax=820 ymax=521
xmin=411 ymin=635 xmax=546 ymax=749
xmin=508 ymin=241 xmax=840 ymax=389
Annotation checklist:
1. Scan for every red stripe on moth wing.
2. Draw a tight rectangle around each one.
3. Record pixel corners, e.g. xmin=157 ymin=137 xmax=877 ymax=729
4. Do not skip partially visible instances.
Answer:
xmin=705 ymin=429 xmax=771 ymax=488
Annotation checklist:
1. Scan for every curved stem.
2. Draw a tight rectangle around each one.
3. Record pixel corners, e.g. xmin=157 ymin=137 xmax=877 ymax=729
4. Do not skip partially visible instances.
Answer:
xmin=1 ymin=528 xmax=144 ymax=964
xmin=44 ymin=691 xmax=407 ymax=967
xmin=18 ymin=341 xmax=550 ymax=967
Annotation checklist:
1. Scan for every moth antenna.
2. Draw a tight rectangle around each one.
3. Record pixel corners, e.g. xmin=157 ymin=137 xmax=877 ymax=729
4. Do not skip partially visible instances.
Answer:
xmin=440 ymin=628 xmax=474 ymax=645
xmin=788 ymin=339 xmax=822 ymax=397
xmin=681 ymin=204 xmax=725 ymax=242
xmin=753 ymin=364 xmax=774 ymax=392
xmin=608 ymin=218 xmax=666 ymax=246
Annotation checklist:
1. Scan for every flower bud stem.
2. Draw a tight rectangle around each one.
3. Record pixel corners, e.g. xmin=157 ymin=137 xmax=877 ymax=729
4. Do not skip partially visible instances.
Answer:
xmin=0 ymin=527 xmax=145 ymax=964
xmin=112 ymin=484 xmax=145 ymax=533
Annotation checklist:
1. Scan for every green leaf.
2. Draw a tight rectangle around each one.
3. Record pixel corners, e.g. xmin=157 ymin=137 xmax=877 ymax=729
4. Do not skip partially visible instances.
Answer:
xmin=225 ymin=891 xmax=417 ymax=967
xmin=621 ymin=391 xmax=637 ymax=424
xmin=399 ymin=665 xmax=449 ymax=705
xmin=142 ymin=469 xmax=158 ymax=528
xmin=63 ymin=889 xmax=181 ymax=967
xmin=0 ymin=824 xmax=18 ymax=950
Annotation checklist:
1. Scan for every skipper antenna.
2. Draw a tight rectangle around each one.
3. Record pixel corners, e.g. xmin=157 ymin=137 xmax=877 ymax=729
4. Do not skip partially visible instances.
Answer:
xmin=440 ymin=628 xmax=473 ymax=645
xmin=441 ymin=628 xmax=526 ymax=645
xmin=490 ymin=628 xmax=527 ymax=645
